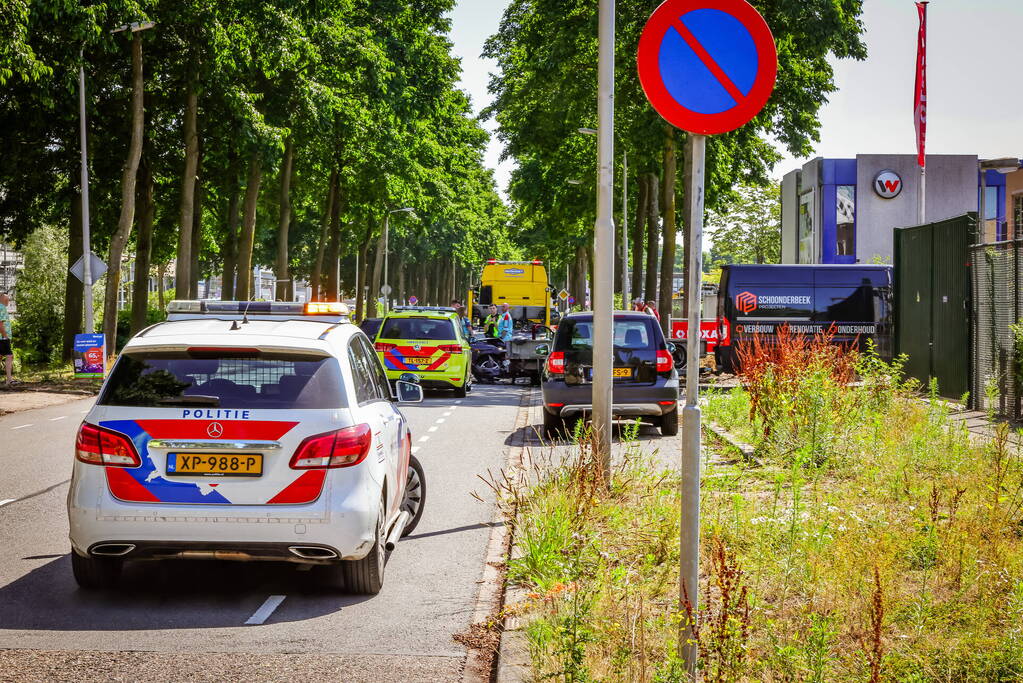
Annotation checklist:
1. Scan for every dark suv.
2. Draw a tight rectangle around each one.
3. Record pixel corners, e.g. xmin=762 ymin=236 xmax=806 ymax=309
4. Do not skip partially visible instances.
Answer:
xmin=539 ymin=312 xmax=680 ymax=438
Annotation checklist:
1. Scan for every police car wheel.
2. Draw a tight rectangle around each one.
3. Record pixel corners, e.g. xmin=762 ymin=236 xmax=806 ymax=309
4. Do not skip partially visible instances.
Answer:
xmin=71 ymin=551 xmax=123 ymax=590
xmin=336 ymin=496 xmax=386 ymax=595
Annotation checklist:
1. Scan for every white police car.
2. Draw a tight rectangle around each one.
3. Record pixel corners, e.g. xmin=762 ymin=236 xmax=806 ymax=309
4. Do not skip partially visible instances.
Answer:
xmin=68 ymin=301 xmax=425 ymax=594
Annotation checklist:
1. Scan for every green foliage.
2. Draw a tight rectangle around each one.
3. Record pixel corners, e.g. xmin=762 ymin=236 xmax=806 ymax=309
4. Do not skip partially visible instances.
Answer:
xmin=706 ymin=184 xmax=781 ymax=265
xmin=11 ymin=224 xmax=66 ymax=365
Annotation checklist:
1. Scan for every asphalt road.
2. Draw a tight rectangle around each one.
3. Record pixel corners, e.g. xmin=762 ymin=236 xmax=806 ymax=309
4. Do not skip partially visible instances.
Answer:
xmin=0 ymin=383 xmax=525 ymax=682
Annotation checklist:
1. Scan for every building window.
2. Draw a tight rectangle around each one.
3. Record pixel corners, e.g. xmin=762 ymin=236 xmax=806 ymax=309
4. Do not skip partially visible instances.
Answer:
xmin=1014 ymin=194 xmax=1022 ymax=241
xmin=836 ymin=185 xmax=855 ymax=257
xmin=798 ymin=193 xmax=814 ymax=263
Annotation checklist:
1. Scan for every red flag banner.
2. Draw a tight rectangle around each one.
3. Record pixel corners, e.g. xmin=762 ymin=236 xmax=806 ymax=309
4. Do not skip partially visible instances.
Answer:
xmin=914 ymin=2 xmax=928 ymax=168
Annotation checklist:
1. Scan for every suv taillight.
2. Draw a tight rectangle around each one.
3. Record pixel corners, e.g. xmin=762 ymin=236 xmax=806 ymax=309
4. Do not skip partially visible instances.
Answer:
xmin=656 ymin=349 xmax=673 ymax=373
xmin=439 ymin=344 xmax=463 ymax=354
xmin=546 ymin=351 xmax=565 ymax=374
xmin=375 ymin=342 xmax=396 ymax=352
xmin=75 ymin=423 xmax=141 ymax=467
xmin=290 ymin=424 xmax=372 ymax=469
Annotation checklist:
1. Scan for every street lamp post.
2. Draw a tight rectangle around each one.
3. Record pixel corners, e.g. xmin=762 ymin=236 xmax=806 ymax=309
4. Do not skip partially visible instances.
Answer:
xmin=383 ymin=207 xmax=415 ymax=313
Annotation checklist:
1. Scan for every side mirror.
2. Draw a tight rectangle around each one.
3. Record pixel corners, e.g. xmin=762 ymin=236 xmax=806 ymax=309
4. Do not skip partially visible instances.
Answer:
xmin=535 ymin=344 xmax=550 ymax=356
xmin=395 ymin=380 xmax=424 ymax=403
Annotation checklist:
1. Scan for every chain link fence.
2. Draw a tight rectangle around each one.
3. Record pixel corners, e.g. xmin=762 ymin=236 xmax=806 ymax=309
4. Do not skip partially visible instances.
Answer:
xmin=970 ymin=240 xmax=1022 ymax=416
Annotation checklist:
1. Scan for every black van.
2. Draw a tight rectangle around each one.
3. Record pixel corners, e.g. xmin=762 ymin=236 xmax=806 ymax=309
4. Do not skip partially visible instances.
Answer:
xmin=715 ymin=264 xmax=894 ymax=373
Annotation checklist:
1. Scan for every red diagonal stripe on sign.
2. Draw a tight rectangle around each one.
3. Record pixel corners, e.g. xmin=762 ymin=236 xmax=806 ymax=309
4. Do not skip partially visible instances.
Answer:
xmin=671 ymin=17 xmax=746 ymax=106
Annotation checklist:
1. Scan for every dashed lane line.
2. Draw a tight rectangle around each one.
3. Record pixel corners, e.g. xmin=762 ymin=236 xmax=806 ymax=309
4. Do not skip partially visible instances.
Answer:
xmin=0 ymin=499 xmax=15 ymax=507
xmin=443 ymin=412 xmax=453 ymax=417
xmin=418 ymin=436 xmax=430 ymax=443
xmin=427 ymin=426 xmax=438 ymax=433
xmin=435 ymin=418 xmax=445 ymax=424
xmin=244 ymin=595 xmax=287 ymax=625
xmin=49 ymin=416 xmax=67 ymax=421
xmin=11 ymin=424 xmax=32 ymax=430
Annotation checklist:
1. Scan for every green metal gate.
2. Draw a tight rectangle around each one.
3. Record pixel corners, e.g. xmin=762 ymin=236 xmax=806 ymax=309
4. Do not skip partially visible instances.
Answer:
xmin=894 ymin=213 xmax=975 ymax=399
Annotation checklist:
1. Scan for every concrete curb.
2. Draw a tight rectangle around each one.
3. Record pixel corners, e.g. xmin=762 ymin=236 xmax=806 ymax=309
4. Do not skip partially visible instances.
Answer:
xmin=460 ymin=387 xmax=533 ymax=683
xmin=704 ymin=420 xmax=760 ymax=466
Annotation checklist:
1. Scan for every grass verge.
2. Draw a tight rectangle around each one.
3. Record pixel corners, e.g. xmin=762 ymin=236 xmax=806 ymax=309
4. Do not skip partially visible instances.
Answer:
xmin=501 ymin=331 xmax=1023 ymax=681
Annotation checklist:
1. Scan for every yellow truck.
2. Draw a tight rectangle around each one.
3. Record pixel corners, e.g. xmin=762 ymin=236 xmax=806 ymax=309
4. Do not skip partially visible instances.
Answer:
xmin=467 ymin=260 xmax=556 ymax=385
xmin=468 ymin=259 xmax=554 ymax=328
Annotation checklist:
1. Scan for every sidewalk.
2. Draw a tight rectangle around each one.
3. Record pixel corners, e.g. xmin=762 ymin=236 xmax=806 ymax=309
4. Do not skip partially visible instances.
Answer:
xmin=0 ymin=386 xmax=97 ymax=417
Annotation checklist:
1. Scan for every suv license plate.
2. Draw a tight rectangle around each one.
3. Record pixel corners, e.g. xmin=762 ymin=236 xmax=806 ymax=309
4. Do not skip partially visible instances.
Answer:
xmin=585 ymin=367 xmax=633 ymax=379
xmin=167 ymin=453 xmax=263 ymax=477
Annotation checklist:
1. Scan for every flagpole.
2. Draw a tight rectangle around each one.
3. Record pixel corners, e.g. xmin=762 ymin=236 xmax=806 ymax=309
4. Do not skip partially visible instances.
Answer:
xmin=915 ymin=1 xmax=928 ymax=224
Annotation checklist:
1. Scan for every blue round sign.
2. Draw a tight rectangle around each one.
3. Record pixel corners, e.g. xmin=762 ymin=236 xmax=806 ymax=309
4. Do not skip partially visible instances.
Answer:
xmin=638 ymin=0 xmax=777 ymax=135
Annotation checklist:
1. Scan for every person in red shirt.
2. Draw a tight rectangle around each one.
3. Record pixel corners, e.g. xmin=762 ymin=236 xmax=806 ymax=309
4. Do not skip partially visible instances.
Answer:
xmin=643 ymin=300 xmax=660 ymax=320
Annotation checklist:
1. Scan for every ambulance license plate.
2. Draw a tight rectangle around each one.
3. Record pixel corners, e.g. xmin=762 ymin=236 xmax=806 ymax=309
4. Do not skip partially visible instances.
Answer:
xmin=405 ymin=357 xmax=433 ymax=364
xmin=167 ymin=453 xmax=263 ymax=477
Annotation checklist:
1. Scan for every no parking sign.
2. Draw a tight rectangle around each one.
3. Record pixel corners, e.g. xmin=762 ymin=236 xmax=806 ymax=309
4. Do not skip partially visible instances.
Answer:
xmin=638 ymin=0 xmax=777 ymax=135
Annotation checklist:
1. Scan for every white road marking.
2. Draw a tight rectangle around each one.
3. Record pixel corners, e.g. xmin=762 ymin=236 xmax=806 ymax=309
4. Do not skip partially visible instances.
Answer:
xmin=49 ymin=416 xmax=67 ymax=421
xmin=245 ymin=595 xmax=286 ymax=625
xmin=443 ymin=412 xmax=452 ymax=417
xmin=435 ymin=418 xmax=445 ymax=424
xmin=0 ymin=499 xmax=15 ymax=507
xmin=427 ymin=426 xmax=438 ymax=433
xmin=418 ymin=435 xmax=430 ymax=443
xmin=11 ymin=424 xmax=32 ymax=430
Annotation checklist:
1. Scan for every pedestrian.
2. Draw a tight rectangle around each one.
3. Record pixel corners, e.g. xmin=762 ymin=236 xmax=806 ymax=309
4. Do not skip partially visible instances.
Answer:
xmin=0 ymin=292 xmax=14 ymax=386
xmin=496 ymin=303 xmax=514 ymax=342
xmin=644 ymin=300 xmax=660 ymax=320
xmin=632 ymin=297 xmax=644 ymax=312
xmin=483 ymin=305 xmax=499 ymax=338
xmin=455 ymin=305 xmax=473 ymax=339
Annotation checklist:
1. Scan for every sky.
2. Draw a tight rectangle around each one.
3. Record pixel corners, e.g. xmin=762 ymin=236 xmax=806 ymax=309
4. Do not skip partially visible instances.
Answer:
xmin=449 ymin=0 xmax=1023 ymax=199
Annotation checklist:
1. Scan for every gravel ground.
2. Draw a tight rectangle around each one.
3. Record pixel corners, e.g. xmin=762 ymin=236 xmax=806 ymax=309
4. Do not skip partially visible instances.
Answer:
xmin=0 ymin=650 xmax=463 ymax=682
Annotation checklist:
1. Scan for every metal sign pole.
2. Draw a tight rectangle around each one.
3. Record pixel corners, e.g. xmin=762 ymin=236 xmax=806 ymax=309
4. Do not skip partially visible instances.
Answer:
xmin=680 ymin=133 xmax=706 ymax=678
xmin=78 ymin=50 xmax=94 ymax=333
xmin=592 ymin=0 xmax=615 ymax=475
xmin=622 ymin=150 xmax=629 ymax=306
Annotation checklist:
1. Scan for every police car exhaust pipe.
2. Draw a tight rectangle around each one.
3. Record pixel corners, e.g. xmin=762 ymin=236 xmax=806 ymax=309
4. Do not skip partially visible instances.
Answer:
xmin=385 ymin=511 xmax=412 ymax=551
xmin=288 ymin=546 xmax=339 ymax=561
xmin=91 ymin=544 xmax=135 ymax=557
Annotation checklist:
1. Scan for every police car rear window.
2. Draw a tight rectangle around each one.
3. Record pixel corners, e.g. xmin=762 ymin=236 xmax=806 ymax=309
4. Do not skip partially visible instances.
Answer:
xmin=379 ymin=317 xmax=455 ymax=341
xmin=99 ymin=351 xmax=346 ymax=409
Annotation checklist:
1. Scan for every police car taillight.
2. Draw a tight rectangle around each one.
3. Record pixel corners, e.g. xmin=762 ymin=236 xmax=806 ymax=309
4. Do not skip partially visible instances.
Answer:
xmin=290 ymin=424 xmax=372 ymax=469
xmin=75 ymin=423 xmax=141 ymax=467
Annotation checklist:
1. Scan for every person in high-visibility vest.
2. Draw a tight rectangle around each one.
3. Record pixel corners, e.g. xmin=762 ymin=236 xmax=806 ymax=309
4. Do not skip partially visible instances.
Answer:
xmin=483 ymin=305 xmax=500 ymax=338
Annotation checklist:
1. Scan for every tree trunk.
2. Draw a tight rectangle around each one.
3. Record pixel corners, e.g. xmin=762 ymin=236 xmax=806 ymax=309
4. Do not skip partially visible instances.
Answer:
xmin=630 ymin=172 xmax=648 ymax=305
xmin=275 ymin=135 xmax=295 ymax=301
xmin=397 ymin=260 xmax=405 ymax=305
xmin=188 ymin=153 xmax=203 ymax=299
xmin=62 ymin=192 xmax=84 ymax=361
xmin=325 ymin=185 xmax=342 ymax=299
xmin=234 ymin=152 xmax=262 ymax=301
xmin=644 ymin=172 xmax=660 ymax=303
xmin=368 ymin=222 xmax=385 ymax=317
xmin=572 ymin=244 xmax=587 ymax=309
xmin=175 ymin=79 xmax=199 ymax=296
xmin=157 ymin=262 xmax=165 ymax=309
xmin=220 ymin=147 xmax=240 ymax=300
xmin=355 ymin=239 xmax=370 ymax=320
xmin=309 ymin=167 xmax=337 ymax=302
xmin=130 ymin=155 xmax=154 ymax=335
xmin=102 ymin=33 xmax=146 ymax=356
xmin=658 ymin=128 xmax=677 ymax=332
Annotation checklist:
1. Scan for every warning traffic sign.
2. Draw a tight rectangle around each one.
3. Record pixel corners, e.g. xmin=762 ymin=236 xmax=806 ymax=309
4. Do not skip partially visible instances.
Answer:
xmin=637 ymin=0 xmax=777 ymax=135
